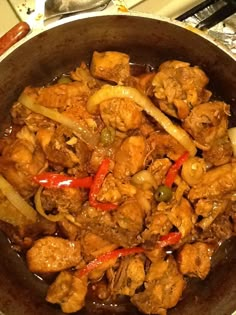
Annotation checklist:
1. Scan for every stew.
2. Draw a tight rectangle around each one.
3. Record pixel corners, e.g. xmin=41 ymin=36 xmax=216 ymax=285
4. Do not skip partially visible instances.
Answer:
xmin=0 ymin=50 xmax=235 ymax=315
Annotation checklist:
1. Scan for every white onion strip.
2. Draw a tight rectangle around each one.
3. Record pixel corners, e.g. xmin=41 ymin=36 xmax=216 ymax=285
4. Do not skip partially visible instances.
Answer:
xmin=34 ymin=187 xmax=63 ymax=222
xmin=87 ymin=85 xmax=197 ymax=156
xmin=19 ymin=93 xmax=98 ymax=148
xmin=0 ymin=175 xmax=37 ymax=222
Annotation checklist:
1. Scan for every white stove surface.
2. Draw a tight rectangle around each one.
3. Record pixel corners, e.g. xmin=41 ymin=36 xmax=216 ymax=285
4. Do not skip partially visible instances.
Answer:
xmin=0 ymin=0 xmax=204 ymax=36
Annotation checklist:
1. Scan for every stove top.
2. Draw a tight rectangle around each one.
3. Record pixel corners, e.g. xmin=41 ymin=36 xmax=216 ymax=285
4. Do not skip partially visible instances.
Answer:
xmin=7 ymin=0 xmax=205 ymax=23
xmin=0 ymin=0 xmax=235 ymax=54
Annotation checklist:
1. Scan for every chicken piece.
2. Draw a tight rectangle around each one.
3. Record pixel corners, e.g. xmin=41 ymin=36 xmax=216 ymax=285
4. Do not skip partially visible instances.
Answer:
xmin=80 ymin=232 xmax=118 ymax=281
xmin=189 ymin=163 xmax=236 ymax=200
xmin=174 ymin=179 xmax=190 ymax=203
xmin=39 ymin=126 xmax=90 ymax=169
xmin=114 ymin=136 xmax=146 ymax=179
xmin=112 ymin=255 xmax=145 ymax=296
xmin=46 ymin=271 xmax=87 ymax=313
xmin=168 ymin=198 xmax=196 ymax=237
xmin=77 ymin=205 xmax=141 ymax=247
xmin=113 ymin=199 xmax=145 ymax=234
xmin=89 ymin=141 xmax=120 ymax=173
xmin=203 ymin=136 xmax=233 ymax=166
xmin=0 ymin=128 xmax=47 ymax=198
xmin=146 ymin=132 xmax=186 ymax=161
xmin=131 ymin=256 xmax=185 ymax=315
xmin=41 ymin=187 xmax=85 ymax=215
xmin=0 ymin=216 xmax=56 ymax=251
xmin=90 ymin=51 xmax=130 ymax=84
xmin=97 ymin=174 xmax=137 ymax=204
xmin=23 ymin=80 xmax=92 ymax=109
xmin=200 ymin=213 xmax=233 ymax=241
xmin=81 ymin=232 xmax=118 ymax=261
xmin=137 ymin=72 xmax=156 ymax=96
xmin=142 ymin=213 xmax=172 ymax=244
xmin=100 ymin=98 xmax=143 ymax=132
xmin=27 ymin=236 xmax=82 ymax=273
xmin=36 ymin=128 xmax=54 ymax=151
xmin=135 ymin=188 xmax=154 ymax=216
xmin=124 ymin=72 xmax=155 ymax=97
xmin=70 ymin=61 xmax=102 ymax=89
xmin=25 ymin=113 xmax=56 ymax=133
xmin=183 ymin=101 xmax=230 ymax=148
xmin=152 ymin=60 xmax=211 ymax=119
xmin=144 ymin=247 xmax=166 ymax=263
xmin=11 ymin=102 xmax=33 ymax=126
xmin=177 ymin=242 xmax=213 ymax=279
xmin=57 ymin=219 xmax=80 ymax=241
xmin=148 ymin=158 xmax=171 ymax=186
xmin=195 ymin=199 xmax=230 ymax=230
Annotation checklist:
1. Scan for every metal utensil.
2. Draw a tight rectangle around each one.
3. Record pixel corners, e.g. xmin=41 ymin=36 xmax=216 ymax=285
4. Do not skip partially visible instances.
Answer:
xmin=177 ymin=0 xmax=236 ymax=30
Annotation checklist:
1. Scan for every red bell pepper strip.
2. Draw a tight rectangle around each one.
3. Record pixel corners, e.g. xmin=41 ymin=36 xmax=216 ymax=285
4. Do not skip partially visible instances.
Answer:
xmin=158 ymin=232 xmax=182 ymax=248
xmin=33 ymin=173 xmax=93 ymax=189
xmin=76 ymin=247 xmax=144 ymax=277
xmin=165 ymin=151 xmax=189 ymax=188
xmin=89 ymin=158 xmax=118 ymax=211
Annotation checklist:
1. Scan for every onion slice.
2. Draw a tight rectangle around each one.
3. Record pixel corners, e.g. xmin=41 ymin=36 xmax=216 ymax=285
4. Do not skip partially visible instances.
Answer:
xmin=34 ymin=187 xmax=63 ymax=222
xmin=19 ymin=93 xmax=98 ymax=148
xmin=0 ymin=175 xmax=37 ymax=222
xmin=87 ymin=86 xmax=196 ymax=156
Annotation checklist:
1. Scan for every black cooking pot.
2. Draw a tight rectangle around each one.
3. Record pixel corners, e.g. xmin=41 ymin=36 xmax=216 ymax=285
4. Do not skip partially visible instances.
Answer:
xmin=0 ymin=12 xmax=236 ymax=315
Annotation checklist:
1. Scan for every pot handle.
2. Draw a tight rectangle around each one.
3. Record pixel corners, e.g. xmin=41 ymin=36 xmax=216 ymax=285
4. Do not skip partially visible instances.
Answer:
xmin=0 ymin=22 xmax=30 ymax=57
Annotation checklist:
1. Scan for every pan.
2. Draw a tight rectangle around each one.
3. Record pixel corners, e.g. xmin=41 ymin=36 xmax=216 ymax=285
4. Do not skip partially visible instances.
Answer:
xmin=0 ymin=12 xmax=236 ymax=315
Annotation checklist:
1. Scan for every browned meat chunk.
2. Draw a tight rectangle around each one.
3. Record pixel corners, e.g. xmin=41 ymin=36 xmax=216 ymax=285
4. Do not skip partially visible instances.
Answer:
xmin=0 ymin=214 xmax=56 ymax=251
xmin=97 ymin=174 xmax=137 ymax=204
xmin=11 ymin=102 xmax=33 ymax=126
xmin=142 ymin=213 xmax=172 ymax=244
xmin=195 ymin=199 xmax=230 ymax=230
xmin=131 ymin=256 xmax=185 ymax=315
xmin=177 ymin=242 xmax=213 ymax=279
xmin=38 ymin=126 xmax=84 ymax=169
xmin=168 ymin=198 xmax=196 ymax=237
xmin=114 ymin=136 xmax=146 ymax=179
xmin=23 ymin=80 xmax=92 ymax=109
xmin=46 ymin=271 xmax=87 ymax=313
xmin=189 ymin=163 xmax=236 ymax=200
xmin=0 ymin=127 xmax=47 ymax=198
xmin=81 ymin=232 xmax=117 ymax=261
xmin=112 ymin=255 xmax=145 ymax=296
xmin=200 ymin=213 xmax=234 ymax=241
xmin=58 ymin=219 xmax=80 ymax=241
xmin=90 ymin=51 xmax=130 ymax=84
xmin=113 ymin=199 xmax=145 ymax=234
xmin=202 ymin=136 xmax=232 ymax=166
xmin=80 ymin=232 xmax=118 ymax=281
xmin=152 ymin=60 xmax=211 ymax=119
xmin=41 ymin=187 xmax=85 ymax=215
xmin=27 ymin=236 xmax=81 ymax=273
xmin=76 ymin=206 xmax=141 ymax=247
xmin=148 ymin=158 xmax=171 ymax=186
xmin=100 ymin=98 xmax=143 ymax=132
xmin=183 ymin=101 xmax=230 ymax=148
xmin=70 ymin=61 xmax=102 ymax=89
xmin=147 ymin=132 xmax=186 ymax=161
xmin=37 ymin=125 xmax=93 ymax=171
